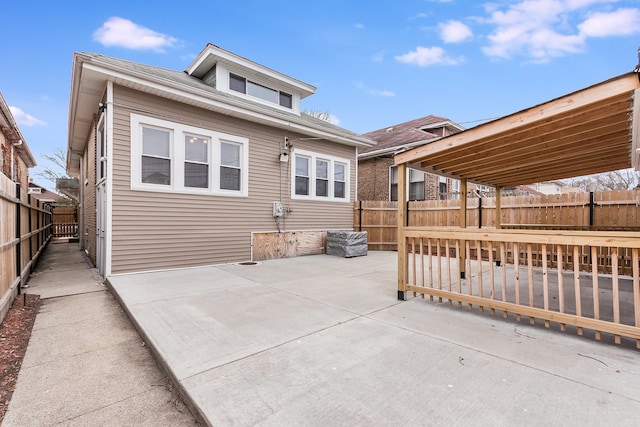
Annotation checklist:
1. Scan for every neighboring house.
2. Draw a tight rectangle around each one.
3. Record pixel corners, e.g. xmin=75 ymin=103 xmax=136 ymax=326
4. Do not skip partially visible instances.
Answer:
xmin=0 ymin=92 xmax=36 ymax=191
xmin=28 ymin=180 xmax=58 ymax=204
xmin=358 ymin=115 xmax=466 ymax=201
xmin=532 ymin=181 xmax=565 ymax=195
xmin=65 ymin=44 xmax=375 ymax=276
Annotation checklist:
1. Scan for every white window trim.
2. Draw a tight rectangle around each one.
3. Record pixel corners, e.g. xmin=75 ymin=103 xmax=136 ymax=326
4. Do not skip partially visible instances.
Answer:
xmin=130 ymin=114 xmax=249 ymax=197
xmin=291 ymin=148 xmax=350 ymax=202
xmin=216 ymin=64 xmax=301 ymax=114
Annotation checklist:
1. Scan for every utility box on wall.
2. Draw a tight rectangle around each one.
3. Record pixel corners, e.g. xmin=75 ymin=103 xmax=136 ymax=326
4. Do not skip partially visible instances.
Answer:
xmin=326 ymin=230 xmax=368 ymax=258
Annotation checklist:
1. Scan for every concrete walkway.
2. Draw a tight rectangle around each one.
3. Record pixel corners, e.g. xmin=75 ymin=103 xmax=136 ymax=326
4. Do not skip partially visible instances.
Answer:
xmin=105 ymin=251 xmax=640 ymax=426
xmin=3 ymin=240 xmax=197 ymax=426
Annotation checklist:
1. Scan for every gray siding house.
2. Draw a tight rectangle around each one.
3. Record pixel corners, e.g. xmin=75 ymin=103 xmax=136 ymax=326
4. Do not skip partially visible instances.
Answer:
xmin=66 ymin=44 xmax=374 ymax=276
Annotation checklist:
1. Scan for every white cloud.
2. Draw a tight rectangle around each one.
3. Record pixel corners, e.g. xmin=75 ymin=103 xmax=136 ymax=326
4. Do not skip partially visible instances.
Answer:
xmin=409 ymin=12 xmax=429 ymax=20
xmin=395 ymin=46 xmax=462 ymax=67
xmin=371 ymin=52 xmax=384 ymax=62
xmin=481 ymin=1 xmax=640 ymax=62
xmin=354 ymin=23 xmax=365 ymax=29
xmin=93 ymin=17 xmax=177 ymax=52
xmin=439 ymin=20 xmax=473 ymax=43
xmin=9 ymin=106 xmax=46 ymax=126
xmin=355 ymin=82 xmax=396 ymax=97
xmin=579 ymin=8 xmax=640 ymax=37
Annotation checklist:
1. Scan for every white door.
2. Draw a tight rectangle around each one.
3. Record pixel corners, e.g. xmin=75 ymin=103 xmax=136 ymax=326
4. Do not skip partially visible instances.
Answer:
xmin=96 ymin=182 xmax=106 ymax=276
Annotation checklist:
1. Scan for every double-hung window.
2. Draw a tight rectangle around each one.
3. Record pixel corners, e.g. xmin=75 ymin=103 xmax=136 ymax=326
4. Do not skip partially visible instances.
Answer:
xmin=409 ymin=169 xmax=425 ymax=201
xmin=295 ymin=156 xmax=310 ymax=196
xmin=131 ymin=114 xmax=248 ymax=196
xmin=184 ymin=134 xmax=209 ymax=188
xmin=390 ymin=166 xmax=425 ymax=201
xmin=142 ymin=126 xmax=172 ymax=185
xmin=315 ymin=159 xmax=329 ymax=197
xmin=292 ymin=149 xmax=350 ymax=202
xmin=220 ymin=141 xmax=241 ymax=191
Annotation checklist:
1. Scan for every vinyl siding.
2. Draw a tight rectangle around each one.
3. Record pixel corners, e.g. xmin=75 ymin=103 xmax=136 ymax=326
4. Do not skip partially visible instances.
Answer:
xmin=110 ymin=85 xmax=356 ymax=274
xmin=81 ymin=123 xmax=97 ymax=266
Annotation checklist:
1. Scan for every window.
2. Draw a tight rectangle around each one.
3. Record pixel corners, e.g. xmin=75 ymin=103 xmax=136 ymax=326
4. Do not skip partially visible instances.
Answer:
xmin=295 ymin=156 xmax=310 ymax=195
xmin=229 ymin=73 xmax=246 ymax=93
xmin=390 ymin=167 xmax=398 ymax=201
xmin=390 ymin=166 xmax=425 ymax=201
xmin=97 ymin=114 xmax=107 ymax=182
xmin=184 ymin=134 xmax=209 ymax=188
xmin=229 ymin=73 xmax=293 ymax=109
xmin=451 ymin=179 xmax=460 ymax=200
xmin=131 ymin=114 xmax=248 ymax=196
xmin=334 ymin=162 xmax=346 ymax=198
xmin=409 ymin=170 xmax=425 ymax=201
xmin=292 ymin=149 xmax=350 ymax=202
xmin=220 ymin=142 xmax=241 ymax=191
xmin=279 ymin=92 xmax=292 ymax=108
xmin=142 ymin=126 xmax=171 ymax=185
xmin=316 ymin=159 xmax=329 ymax=197
xmin=439 ymin=176 xmax=448 ymax=200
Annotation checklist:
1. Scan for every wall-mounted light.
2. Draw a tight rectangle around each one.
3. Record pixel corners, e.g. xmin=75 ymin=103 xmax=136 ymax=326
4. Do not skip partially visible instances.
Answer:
xmin=98 ymin=102 xmax=107 ymax=112
xmin=279 ymin=152 xmax=289 ymax=163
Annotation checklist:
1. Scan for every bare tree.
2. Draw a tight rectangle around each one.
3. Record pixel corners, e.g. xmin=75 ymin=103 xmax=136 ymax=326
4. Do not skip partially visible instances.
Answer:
xmin=565 ymin=168 xmax=640 ymax=191
xmin=36 ymin=147 xmax=69 ymax=184
xmin=302 ymin=109 xmax=339 ymax=125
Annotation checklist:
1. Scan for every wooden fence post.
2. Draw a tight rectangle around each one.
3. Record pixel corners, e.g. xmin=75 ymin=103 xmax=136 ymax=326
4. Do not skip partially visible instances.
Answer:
xmin=459 ymin=178 xmax=467 ymax=279
xmin=15 ymin=183 xmax=21 ymax=294
xmin=397 ymin=163 xmax=407 ymax=300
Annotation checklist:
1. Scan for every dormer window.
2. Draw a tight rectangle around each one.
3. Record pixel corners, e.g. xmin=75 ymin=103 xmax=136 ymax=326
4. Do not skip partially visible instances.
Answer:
xmin=229 ymin=73 xmax=293 ymax=109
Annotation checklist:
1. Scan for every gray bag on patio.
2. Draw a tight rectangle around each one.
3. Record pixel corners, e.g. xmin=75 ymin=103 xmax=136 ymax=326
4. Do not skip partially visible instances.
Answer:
xmin=326 ymin=230 xmax=368 ymax=258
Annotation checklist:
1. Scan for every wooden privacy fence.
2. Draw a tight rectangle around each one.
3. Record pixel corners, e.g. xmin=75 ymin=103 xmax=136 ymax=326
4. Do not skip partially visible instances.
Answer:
xmin=52 ymin=206 xmax=77 ymax=238
xmin=355 ymin=190 xmax=640 ymax=249
xmin=0 ymin=173 xmax=52 ymax=323
xmin=399 ymin=228 xmax=640 ymax=348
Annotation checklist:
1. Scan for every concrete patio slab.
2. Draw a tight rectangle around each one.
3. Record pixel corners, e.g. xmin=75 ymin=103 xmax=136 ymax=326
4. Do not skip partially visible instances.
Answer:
xmin=107 ymin=251 xmax=640 ymax=426
xmin=110 ymin=277 xmax=359 ymax=380
xmin=183 ymin=316 xmax=639 ymax=426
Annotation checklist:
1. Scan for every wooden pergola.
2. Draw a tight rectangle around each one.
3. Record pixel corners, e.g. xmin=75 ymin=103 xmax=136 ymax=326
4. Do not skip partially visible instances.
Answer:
xmin=393 ymin=71 xmax=640 ymax=347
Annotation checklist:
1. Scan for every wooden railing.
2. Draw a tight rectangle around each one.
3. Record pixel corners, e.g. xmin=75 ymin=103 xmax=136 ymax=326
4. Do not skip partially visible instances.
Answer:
xmin=399 ymin=227 xmax=640 ymax=348
xmin=52 ymin=223 xmax=78 ymax=238
xmin=355 ymin=190 xmax=640 ymax=251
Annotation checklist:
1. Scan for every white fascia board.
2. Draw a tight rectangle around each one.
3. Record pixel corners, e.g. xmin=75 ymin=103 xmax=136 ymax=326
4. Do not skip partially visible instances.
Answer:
xmin=420 ymin=120 xmax=465 ymax=132
xmin=358 ymin=137 xmax=441 ymax=160
xmin=80 ymin=61 xmax=372 ymax=148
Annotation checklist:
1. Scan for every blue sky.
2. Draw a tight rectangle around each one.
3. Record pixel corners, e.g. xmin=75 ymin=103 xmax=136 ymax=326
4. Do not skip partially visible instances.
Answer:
xmin=2 ymin=0 xmax=640 ymax=189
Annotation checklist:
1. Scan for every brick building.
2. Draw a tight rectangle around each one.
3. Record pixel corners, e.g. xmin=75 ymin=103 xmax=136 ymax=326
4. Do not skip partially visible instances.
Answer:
xmin=358 ymin=115 xmax=466 ymax=201
xmin=0 ymin=92 xmax=36 ymax=188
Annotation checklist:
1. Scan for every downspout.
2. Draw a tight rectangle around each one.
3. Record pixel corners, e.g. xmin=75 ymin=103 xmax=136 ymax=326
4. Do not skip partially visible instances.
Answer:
xmin=10 ymin=139 xmax=23 ymax=182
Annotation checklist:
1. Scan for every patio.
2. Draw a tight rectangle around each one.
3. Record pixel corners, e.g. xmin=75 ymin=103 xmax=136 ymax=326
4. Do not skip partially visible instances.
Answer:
xmin=107 ymin=251 xmax=640 ymax=426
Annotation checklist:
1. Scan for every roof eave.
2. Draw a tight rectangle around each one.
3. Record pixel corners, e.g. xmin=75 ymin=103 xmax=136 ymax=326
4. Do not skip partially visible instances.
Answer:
xmin=67 ymin=53 xmax=373 ymax=175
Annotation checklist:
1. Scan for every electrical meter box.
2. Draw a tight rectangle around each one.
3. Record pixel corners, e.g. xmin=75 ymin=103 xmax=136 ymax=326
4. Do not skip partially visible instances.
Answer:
xmin=273 ymin=201 xmax=283 ymax=217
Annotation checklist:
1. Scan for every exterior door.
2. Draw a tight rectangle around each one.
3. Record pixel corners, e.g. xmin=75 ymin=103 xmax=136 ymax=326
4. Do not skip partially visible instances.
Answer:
xmin=96 ymin=113 xmax=107 ymax=277
xmin=96 ymin=182 xmax=106 ymax=276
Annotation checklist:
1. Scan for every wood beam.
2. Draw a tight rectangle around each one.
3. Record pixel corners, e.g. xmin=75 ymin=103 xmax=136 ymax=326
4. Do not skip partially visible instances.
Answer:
xmin=397 ymin=163 xmax=407 ymax=300
xmin=394 ymin=73 xmax=639 ymax=166
xmin=425 ymin=94 xmax=631 ymax=169
xmin=633 ymin=88 xmax=640 ymax=170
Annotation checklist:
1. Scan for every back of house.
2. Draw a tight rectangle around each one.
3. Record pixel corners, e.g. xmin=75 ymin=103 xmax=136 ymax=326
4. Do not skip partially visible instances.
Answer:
xmin=66 ymin=44 xmax=374 ymax=276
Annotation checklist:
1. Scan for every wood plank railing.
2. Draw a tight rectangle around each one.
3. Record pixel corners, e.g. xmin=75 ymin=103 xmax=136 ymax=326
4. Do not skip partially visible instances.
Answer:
xmin=399 ymin=227 xmax=640 ymax=348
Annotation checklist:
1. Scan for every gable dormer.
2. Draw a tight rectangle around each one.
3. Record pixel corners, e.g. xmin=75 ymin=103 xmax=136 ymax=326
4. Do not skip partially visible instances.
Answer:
xmin=186 ymin=43 xmax=316 ymax=115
